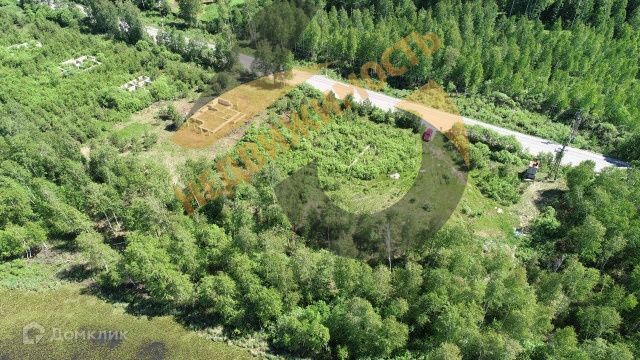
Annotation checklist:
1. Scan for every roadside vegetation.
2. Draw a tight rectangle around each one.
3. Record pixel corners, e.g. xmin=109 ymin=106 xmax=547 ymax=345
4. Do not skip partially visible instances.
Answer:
xmin=214 ymin=0 xmax=640 ymax=159
xmin=1 ymin=0 xmax=640 ymax=359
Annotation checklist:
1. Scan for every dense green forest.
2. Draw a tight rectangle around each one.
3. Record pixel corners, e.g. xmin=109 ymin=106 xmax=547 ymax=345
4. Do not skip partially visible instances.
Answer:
xmin=1 ymin=0 xmax=640 ymax=358
xmin=214 ymin=0 xmax=640 ymax=157
xmin=128 ymin=0 xmax=640 ymax=156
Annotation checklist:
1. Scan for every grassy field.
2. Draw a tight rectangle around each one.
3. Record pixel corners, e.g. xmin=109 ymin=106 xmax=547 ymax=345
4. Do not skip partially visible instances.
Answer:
xmin=272 ymin=108 xmax=468 ymax=259
xmin=200 ymin=0 xmax=246 ymax=23
xmin=450 ymin=179 xmax=519 ymax=239
xmin=314 ymin=118 xmax=422 ymax=214
xmin=0 ymin=242 xmax=252 ymax=359
xmin=0 ymin=284 xmax=251 ymax=359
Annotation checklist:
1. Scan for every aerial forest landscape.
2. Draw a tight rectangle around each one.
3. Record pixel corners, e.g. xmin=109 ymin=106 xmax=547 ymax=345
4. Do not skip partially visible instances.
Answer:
xmin=1 ymin=0 xmax=639 ymax=358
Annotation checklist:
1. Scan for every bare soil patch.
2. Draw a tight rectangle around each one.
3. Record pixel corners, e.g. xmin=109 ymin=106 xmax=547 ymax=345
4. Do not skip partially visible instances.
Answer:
xmin=125 ymin=97 xmax=260 ymax=184
xmin=172 ymin=69 xmax=319 ymax=148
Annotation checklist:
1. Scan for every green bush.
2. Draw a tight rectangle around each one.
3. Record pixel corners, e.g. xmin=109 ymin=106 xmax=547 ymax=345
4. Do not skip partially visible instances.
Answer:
xmin=142 ymin=131 xmax=158 ymax=149
xmin=158 ymin=104 xmax=184 ymax=129
xmin=0 ymin=223 xmax=46 ymax=260
xmin=467 ymin=125 xmax=523 ymax=154
xmin=469 ymin=143 xmax=490 ymax=169
xmin=99 ymin=88 xmax=152 ymax=113
xmin=271 ymin=305 xmax=330 ymax=357
xmin=393 ymin=110 xmax=423 ymax=133
xmin=210 ymin=72 xmax=239 ymax=95
xmin=0 ymin=259 xmax=58 ymax=290
xmin=474 ymin=165 xmax=522 ymax=204
xmin=491 ymin=149 xmax=526 ymax=166
xmin=149 ymin=76 xmax=176 ymax=101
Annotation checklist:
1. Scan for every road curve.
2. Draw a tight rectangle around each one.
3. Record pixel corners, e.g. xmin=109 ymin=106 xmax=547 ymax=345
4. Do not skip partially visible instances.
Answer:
xmin=303 ymin=74 xmax=628 ymax=172
xmin=60 ymin=13 xmax=628 ymax=171
xmin=239 ymin=53 xmax=629 ymax=172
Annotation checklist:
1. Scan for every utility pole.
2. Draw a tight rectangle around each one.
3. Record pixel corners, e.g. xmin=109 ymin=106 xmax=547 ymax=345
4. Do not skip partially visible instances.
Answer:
xmin=551 ymin=111 xmax=582 ymax=180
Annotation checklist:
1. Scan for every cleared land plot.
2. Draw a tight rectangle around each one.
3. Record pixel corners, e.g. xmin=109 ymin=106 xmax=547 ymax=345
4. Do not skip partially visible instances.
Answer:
xmin=58 ymin=55 xmax=101 ymax=75
xmin=185 ymin=98 xmax=246 ymax=137
xmin=173 ymin=69 xmax=320 ymax=148
xmin=118 ymin=97 xmax=256 ymax=185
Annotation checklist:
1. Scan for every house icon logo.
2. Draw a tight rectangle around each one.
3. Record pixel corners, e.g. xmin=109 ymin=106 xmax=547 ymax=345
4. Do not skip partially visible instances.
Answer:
xmin=22 ymin=322 xmax=45 ymax=345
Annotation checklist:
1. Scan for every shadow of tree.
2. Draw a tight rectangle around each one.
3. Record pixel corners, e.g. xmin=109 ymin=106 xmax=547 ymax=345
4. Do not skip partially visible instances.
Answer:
xmin=57 ymin=264 xmax=94 ymax=282
xmin=534 ymin=188 xmax=564 ymax=210
xmin=80 ymin=283 xmax=178 ymax=318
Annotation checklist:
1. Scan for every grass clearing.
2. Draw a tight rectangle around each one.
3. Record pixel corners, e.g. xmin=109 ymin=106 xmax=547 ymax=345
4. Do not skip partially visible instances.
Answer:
xmin=113 ymin=122 xmax=152 ymax=140
xmin=448 ymin=177 xmax=519 ymax=240
xmin=510 ymin=179 xmax=567 ymax=229
xmin=118 ymin=96 xmax=258 ymax=185
xmin=313 ymin=117 xmax=422 ymax=214
xmin=200 ymin=0 xmax=245 ymax=22
xmin=0 ymin=284 xmax=251 ymax=359
xmin=0 ymin=243 xmax=252 ymax=358
xmin=273 ymin=115 xmax=467 ymax=259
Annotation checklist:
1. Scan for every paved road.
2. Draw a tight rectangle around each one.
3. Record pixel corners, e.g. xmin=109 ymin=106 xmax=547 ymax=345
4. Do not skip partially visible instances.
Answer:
xmin=462 ymin=117 xmax=629 ymax=171
xmin=302 ymin=73 xmax=628 ymax=172
xmin=65 ymin=10 xmax=628 ymax=171
xmin=171 ymin=43 xmax=631 ymax=171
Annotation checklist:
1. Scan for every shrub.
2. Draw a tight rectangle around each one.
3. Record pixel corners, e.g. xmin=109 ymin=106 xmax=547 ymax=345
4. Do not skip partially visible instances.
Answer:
xmin=369 ymin=108 xmax=388 ymax=124
xmin=491 ymin=149 xmax=525 ymax=166
xmin=491 ymin=91 xmax=518 ymax=108
xmin=0 ymin=259 xmax=57 ymax=290
xmin=474 ymin=165 xmax=522 ymax=204
xmin=271 ymin=305 xmax=330 ymax=357
xmin=109 ymin=132 xmax=129 ymax=151
xmin=142 ymin=131 xmax=158 ymax=149
xmin=393 ymin=110 xmax=423 ymax=133
xmin=149 ymin=76 xmax=175 ymax=101
xmin=98 ymin=88 xmax=151 ymax=112
xmin=531 ymin=206 xmax=561 ymax=242
xmin=158 ymin=0 xmax=171 ymax=15
xmin=469 ymin=143 xmax=490 ymax=169
xmin=158 ymin=104 xmax=184 ymax=129
xmin=51 ymin=8 xmax=80 ymax=28
xmin=210 ymin=72 xmax=239 ymax=95
xmin=467 ymin=125 xmax=523 ymax=154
